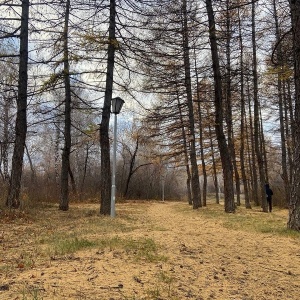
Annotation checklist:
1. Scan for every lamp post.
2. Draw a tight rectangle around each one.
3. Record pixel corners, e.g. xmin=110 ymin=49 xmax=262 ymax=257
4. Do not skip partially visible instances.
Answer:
xmin=111 ymin=97 xmax=125 ymax=217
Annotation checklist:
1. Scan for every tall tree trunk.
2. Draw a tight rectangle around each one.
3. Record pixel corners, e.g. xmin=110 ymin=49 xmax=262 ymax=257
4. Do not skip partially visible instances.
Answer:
xmin=54 ymin=123 xmax=61 ymax=188
xmin=182 ymin=0 xmax=201 ymax=209
xmin=259 ymin=106 xmax=269 ymax=184
xmin=195 ymin=67 xmax=207 ymax=206
xmin=208 ymin=121 xmax=220 ymax=204
xmin=80 ymin=143 xmax=90 ymax=201
xmin=252 ymin=1 xmax=267 ymax=212
xmin=124 ymin=137 xmax=139 ymax=198
xmin=273 ymin=0 xmax=289 ymax=204
xmin=177 ymin=92 xmax=192 ymax=205
xmin=287 ymin=79 xmax=295 ymax=184
xmin=197 ymin=99 xmax=207 ymax=207
xmin=2 ymin=93 xmax=10 ymax=183
xmin=225 ymin=0 xmax=241 ymax=207
xmin=25 ymin=143 xmax=35 ymax=182
xmin=6 ymin=0 xmax=29 ymax=208
xmin=288 ymin=0 xmax=300 ymax=230
xmin=238 ymin=6 xmax=251 ymax=209
xmin=283 ymin=83 xmax=293 ymax=192
xmin=246 ymin=76 xmax=259 ymax=205
xmin=100 ymin=0 xmax=116 ymax=215
xmin=205 ymin=0 xmax=235 ymax=213
xmin=59 ymin=0 xmax=72 ymax=211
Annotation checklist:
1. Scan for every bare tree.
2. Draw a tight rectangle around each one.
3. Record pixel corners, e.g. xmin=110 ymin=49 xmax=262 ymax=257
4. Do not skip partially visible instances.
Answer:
xmin=6 ymin=0 xmax=29 ymax=208
xmin=205 ymin=0 xmax=235 ymax=213
xmin=100 ymin=0 xmax=117 ymax=215
xmin=288 ymin=0 xmax=300 ymax=230
xmin=59 ymin=0 xmax=72 ymax=211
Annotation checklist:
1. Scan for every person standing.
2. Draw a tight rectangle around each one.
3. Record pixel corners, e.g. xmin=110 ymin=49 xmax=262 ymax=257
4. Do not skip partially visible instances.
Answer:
xmin=265 ymin=183 xmax=273 ymax=212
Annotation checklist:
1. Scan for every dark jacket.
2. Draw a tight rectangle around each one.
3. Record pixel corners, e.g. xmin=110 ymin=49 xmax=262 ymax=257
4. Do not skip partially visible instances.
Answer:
xmin=265 ymin=184 xmax=273 ymax=198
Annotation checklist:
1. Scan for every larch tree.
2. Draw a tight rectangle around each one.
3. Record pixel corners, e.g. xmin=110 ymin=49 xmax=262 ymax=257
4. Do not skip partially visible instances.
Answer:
xmin=100 ymin=0 xmax=117 ymax=215
xmin=0 ymin=42 xmax=17 ymax=185
xmin=6 ymin=0 xmax=29 ymax=208
xmin=237 ymin=3 xmax=251 ymax=209
xmin=205 ymin=0 xmax=235 ymax=213
xmin=59 ymin=0 xmax=72 ymax=211
xmin=251 ymin=0 xmax=267 ymax=212
xmin=288 ymin=0 xmax=300 ymax=230
xmin=182 ymin=0 xmax=201 ymax=209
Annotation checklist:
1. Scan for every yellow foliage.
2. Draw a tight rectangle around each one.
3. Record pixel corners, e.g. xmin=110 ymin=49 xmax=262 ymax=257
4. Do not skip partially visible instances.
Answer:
xmin=265 ymin=65 xmax=293 ymax=81
xmin=77 ymin=32 xmax=120 ymax=50
xmin=40 ymin=72 xmax=63 ymax=91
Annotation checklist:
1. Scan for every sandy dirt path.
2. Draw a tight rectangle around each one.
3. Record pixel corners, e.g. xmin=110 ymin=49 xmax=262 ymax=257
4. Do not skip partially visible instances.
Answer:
xmin=142 ymin=202 xmax=300 ymax=300
xmin=1 ymin=201 xmax=300 ymax=300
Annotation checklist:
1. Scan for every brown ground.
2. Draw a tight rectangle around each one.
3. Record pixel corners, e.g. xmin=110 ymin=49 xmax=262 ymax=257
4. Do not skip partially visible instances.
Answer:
xmin=0 ymin=201 xmax=300 ymax=300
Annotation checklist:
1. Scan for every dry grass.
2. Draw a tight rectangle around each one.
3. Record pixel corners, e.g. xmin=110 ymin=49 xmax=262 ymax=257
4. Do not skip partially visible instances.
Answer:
xmin=0 ymin=200 xmax=299 ymax=299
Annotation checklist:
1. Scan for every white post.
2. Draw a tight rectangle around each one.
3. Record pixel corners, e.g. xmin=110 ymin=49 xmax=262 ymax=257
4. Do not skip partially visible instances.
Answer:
xmin=111 ymin=113 xmax=117 ymax=217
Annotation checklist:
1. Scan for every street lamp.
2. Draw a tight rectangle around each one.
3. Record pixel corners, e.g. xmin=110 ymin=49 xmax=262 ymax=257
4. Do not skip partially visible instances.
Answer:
xmin=111 ymin=97 xmax=125 ymax=217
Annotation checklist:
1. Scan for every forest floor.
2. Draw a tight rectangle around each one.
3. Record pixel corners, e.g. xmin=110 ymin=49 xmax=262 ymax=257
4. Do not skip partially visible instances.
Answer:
xmin=0 ymin=200 xmax=300 ymax=300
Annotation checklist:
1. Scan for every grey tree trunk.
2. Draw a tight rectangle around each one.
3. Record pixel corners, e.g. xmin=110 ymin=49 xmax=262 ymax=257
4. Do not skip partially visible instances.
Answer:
xmin=238 ymin=6 xmax=251 ymax=209
xmin=288 ymin=0 xmax=300 ymax=231
xmin=287 ymin=80 xmax=295 ymax=184
xmin=6 ymin=0 xmax=29 ymax=208
xmin=252 ymin=1 xmax=267 ymax=212
xmin=54 ymin=123 xmax=61 ymax=188
xmin=124 ymin=137 xmax=139 ymax=198
xmin=182 ymin=0 xmax=201 ymax=209
xmin=205 ymin=0 xmax=235 ymax=213
xmin=195 ymin=64 xmax=207 ymax=207
xmin=59 ymin=0 xmax=72 ymax=211
xmin=208 ymin=120 xmax=220 ymax=205
xmin=2 ymin=92 xmax=10 ymax=183
xmin=177 ymin=92 xmax=192 ymax=205
xmin=273 ymin=0 xmax=289 ymax=204
xmin=100 ymin=0 xmax=116 ymax=215
xmin=225 ymin=0 xmax=241 ymax=207
xmin=283 ymin=83 xmax=293 ymax=192
xmin=197 ymin=100 xmax=207 ymax=207
xmin=80 ymin=143 xmax=90 ymax=201
xmin=246 ymin=77 xmax=259 ymax=206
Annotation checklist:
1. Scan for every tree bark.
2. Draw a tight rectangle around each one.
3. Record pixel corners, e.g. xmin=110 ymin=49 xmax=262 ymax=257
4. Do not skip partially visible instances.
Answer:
xmin=288 ymin=0 xmax=300 ymax=230
xmin=2 ymin=92 xmax=10 ymax=183
xmin=238 ymin=6 xmax=251 ymax=209
xmin=124 ymin=137 xmax=139 ymax=198
xmin=177 ymin=92 xmax=192 ymax=205
xmin=182 ymin=0 xmax=201 ymax=209
xmin=252 ymin=1 xmax=267 ymax=212
xmin=195 ymin=70 xmax=207 ymax=207
xmin=100 ymin=0 xmax=116 ymax=215
xmin=246 ymin=77 xmax=259 ymax=206
xmin=273 ymin=0 xmax=289 ymax=204
xmin=6 ymin=0 xmax=29 ymax=208
xmin=59 ymin=0 xmax=72 ymax=211
xmin=208 ymin=121 xmax=220 ymax=205
xmin=225 ymin=0 xmax=241 ymax=207
xmin=205 ymin=0 xmax=235 ymax=213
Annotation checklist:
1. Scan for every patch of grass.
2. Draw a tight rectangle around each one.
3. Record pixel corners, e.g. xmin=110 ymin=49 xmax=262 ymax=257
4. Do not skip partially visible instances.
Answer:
xmin=144 ymin=271 xmax=178 ymax=300
xmin=175 ymin=201 xmax=300 ymax=238
xmin=47 ymin=237 xmax=97 ymax=256
xmin=97 ymin=236 xmax=168 ymax=263
xmin=0 ymin=264 xmax=14 ymax=278
xmin=45 ymin=234 xmax=168 ymax=262
xmin=21 ymin=285 xmax=44 ymax=300
xmin=157 ymin=270 xmax=176 ymax=297
xmin=219 ymin=209 xmax=300 ymax=238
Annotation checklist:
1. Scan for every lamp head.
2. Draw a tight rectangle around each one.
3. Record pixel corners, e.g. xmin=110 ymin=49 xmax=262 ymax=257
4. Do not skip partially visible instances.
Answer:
xmin=111 ymin=97 xmax=125 ymax=114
